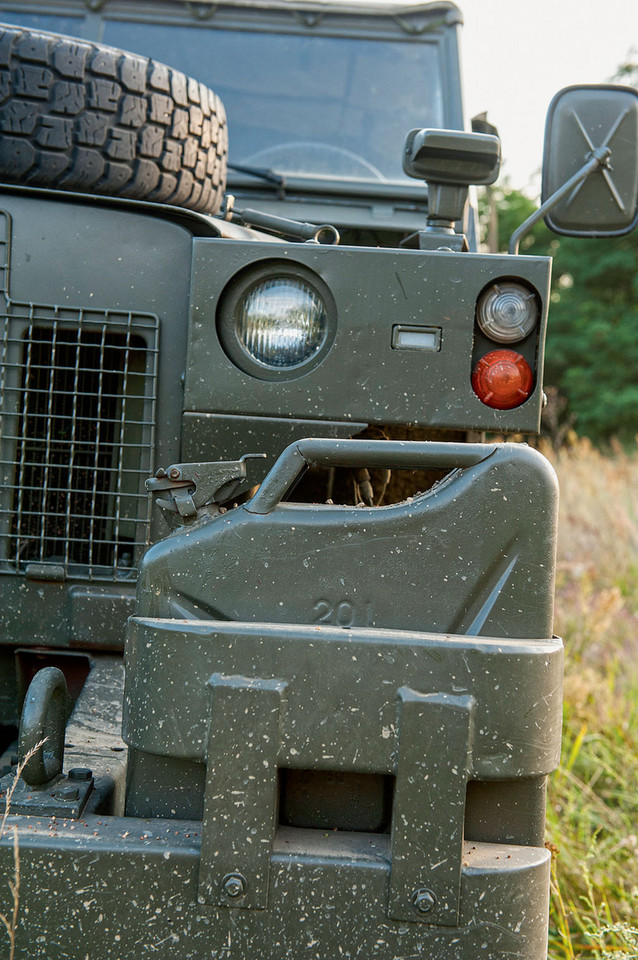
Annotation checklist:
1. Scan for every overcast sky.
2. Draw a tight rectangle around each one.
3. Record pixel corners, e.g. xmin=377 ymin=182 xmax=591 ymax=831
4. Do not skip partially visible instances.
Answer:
xmin=460 ymin=0 xmax=638 ymax=194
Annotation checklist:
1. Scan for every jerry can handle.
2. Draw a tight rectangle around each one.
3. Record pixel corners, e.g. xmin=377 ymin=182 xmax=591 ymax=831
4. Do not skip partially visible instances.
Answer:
xmin=245 ymin=437 xmax=496 ymax=515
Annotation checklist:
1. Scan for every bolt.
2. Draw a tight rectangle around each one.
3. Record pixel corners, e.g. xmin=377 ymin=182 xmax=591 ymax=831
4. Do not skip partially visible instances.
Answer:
xmin=222 ymin=873 xmax=247 ymax=899
xmin=55 ymin=786 xmax=79 ymax=801
xmin=168 ymin=467 xmax=181 ymax=480
xmin=68 ymin=768 xmax=92 ymax=782
xmin=411 ymin=888 xmax=436 ymax=915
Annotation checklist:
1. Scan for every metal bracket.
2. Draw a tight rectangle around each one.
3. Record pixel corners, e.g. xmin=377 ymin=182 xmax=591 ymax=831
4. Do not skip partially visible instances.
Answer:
xmin=393 ymin=13 xmax=453 ymax=35
xmin=293 ymin=10 xmax=324 ymax=28
xmin=389 ymin=689 xmax=474 ymax=926
xmin=198 ymin=674 xmax=287 ymax=910
xmin=185 ymin=1 xmax=218 ymax=20
xmin=146 ymin=453 xmax=265 ymax=527
xmin=0 ymin=767 xmax=93 ymax=818
xmin=509 ymin=144 xmax=611 ymax=254
xmin=417 ymin=228 xmax=468 ymax=252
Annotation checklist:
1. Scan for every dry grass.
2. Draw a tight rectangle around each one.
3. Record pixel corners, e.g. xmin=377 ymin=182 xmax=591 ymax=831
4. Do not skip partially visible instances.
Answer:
xmin=541 ymin=438 xmax=638 ymax=958
xmin=0 ymin=739 xmax=47 ymax=960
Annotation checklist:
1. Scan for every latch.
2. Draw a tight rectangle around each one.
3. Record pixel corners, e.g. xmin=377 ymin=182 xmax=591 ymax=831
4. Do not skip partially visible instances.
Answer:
xmin=146 ymin=454 xmax=266 ymax=528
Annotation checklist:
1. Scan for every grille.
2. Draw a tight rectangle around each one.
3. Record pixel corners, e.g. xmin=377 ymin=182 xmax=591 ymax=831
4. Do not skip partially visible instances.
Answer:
xmin=0 ymin=308 xmax=158 ymax=581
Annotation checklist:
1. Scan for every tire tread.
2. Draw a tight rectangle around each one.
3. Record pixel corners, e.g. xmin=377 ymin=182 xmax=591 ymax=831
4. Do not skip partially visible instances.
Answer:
xmin=0 ymin=23 xmax=227 ymax=212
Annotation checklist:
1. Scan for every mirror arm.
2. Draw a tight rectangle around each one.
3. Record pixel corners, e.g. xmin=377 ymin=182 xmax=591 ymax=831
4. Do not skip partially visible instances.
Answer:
xmin=508 ymin=145 xmax=611 ymax=255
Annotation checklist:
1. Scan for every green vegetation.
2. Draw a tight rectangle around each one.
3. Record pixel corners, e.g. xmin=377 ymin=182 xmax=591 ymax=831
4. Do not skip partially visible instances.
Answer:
xmin=543 ymin=439 xmax=638 ymax=958
xmin=544 ymin=232 xmax=638 ymax=446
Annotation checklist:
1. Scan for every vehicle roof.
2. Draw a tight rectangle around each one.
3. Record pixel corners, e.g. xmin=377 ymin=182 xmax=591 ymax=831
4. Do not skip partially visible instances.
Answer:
xmin=169 ymin=0 xmax=462 ymax=21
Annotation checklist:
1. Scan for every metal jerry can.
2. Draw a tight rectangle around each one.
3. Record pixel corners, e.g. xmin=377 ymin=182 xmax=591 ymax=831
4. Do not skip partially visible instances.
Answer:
xmin=124 ymin=438 xmax=562 ymax=959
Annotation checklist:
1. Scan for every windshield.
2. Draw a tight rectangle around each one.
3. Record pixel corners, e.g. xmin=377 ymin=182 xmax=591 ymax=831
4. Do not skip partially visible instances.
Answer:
xmin=103 ymin=23 xmax=445 ymax=183
xmin=0 ymin=9 xmax=445 ymax=184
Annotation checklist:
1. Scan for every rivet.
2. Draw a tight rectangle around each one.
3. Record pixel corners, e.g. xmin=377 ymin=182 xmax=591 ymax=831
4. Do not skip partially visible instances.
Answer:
xmin=168 ymin=467 xmax=181 ymax=480
xmin=411 ymin=888 xmax=436 ymax=915
xmin=222 ymin=873 xmax=247 ymax=899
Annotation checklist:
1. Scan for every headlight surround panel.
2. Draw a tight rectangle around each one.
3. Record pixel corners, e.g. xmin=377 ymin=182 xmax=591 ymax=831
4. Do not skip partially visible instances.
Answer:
xmin=188 ymin=240 xmax=551 ymax=434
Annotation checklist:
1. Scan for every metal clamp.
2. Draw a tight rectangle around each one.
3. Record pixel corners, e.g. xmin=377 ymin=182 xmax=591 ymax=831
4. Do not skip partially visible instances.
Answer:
xmin=147 ymin=453 xmax=265 ymax=526
xmin=389 ymin=689 xmax=474 ymax=926
xmin=198 ymin=674 xmax=287 ymax=909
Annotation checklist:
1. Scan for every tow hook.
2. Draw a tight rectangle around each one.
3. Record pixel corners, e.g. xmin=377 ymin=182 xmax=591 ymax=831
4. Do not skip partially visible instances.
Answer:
xmin=0 ymin=668 xmax=94 ymax=819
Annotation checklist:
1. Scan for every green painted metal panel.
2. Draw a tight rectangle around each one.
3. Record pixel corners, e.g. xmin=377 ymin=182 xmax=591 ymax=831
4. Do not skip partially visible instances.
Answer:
xmin=199 ymin=674 xmax=287 ymax=909
xmin=388 ymin=690 xmax=474 ymax=925
xmin=187 ymin=241 xmax=551 ymax=433
xmin=0 ymin=812 xmax=552 ymax=959
xmin=124 ymin=619 xmax=563 ymax=777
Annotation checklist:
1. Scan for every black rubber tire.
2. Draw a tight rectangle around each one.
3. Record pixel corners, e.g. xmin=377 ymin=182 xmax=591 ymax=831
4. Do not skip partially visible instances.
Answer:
xmin=0 ymin=23 xmax=228 ymax=213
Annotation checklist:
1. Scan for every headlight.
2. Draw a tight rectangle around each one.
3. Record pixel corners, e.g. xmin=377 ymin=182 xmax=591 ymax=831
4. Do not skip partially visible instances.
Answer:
xmin=237 ymin=278 xmax=327 ymax=368
xmin=217 ymin=262 xmax=337 ymax=380
xmin=476 ymin=280 xmax=539 ymax=343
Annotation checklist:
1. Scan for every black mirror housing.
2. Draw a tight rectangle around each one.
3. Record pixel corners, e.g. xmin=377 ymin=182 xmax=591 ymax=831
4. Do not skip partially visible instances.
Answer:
xmin=403 ymin=129 xmax=501 ymax=226
xmin=542 ymin=84 xmax=638 ymax=237
xmin=403 ymin=128 xmax=501 ymax=186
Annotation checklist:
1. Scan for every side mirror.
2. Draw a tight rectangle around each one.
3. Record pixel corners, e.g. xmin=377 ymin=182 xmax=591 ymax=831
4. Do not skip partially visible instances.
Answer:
xmin=542 ymin=84 xmax=638 ymax=237
xmin=403 ymin=129 xmax=501 ymax=225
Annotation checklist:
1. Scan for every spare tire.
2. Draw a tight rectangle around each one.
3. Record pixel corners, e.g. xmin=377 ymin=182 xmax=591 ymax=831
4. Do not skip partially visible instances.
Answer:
xmin=0 ymin=23 xmax=227 ymax=213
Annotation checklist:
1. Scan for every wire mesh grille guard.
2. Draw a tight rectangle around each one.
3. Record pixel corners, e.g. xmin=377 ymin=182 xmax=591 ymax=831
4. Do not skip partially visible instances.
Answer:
xmin=0 ymin=308 xmax=158 ymax=581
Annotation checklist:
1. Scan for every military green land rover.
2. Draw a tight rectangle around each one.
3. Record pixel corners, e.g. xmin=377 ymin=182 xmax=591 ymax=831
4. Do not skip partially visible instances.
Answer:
xmin=0 ymin=1 xmax=636 ymax=957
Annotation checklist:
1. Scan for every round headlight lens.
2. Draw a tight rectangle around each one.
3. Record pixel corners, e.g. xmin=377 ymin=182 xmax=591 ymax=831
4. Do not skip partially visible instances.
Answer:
xmin=237 ymin=277 xmax=327 ymax=368
xmin=476 ymin=281 xmax=538 ymax=343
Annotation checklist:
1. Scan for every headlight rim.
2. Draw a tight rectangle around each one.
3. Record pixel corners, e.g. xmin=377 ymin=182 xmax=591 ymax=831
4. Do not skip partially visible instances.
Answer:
xmin=217 ymin=259 xmax=338 ymax=381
